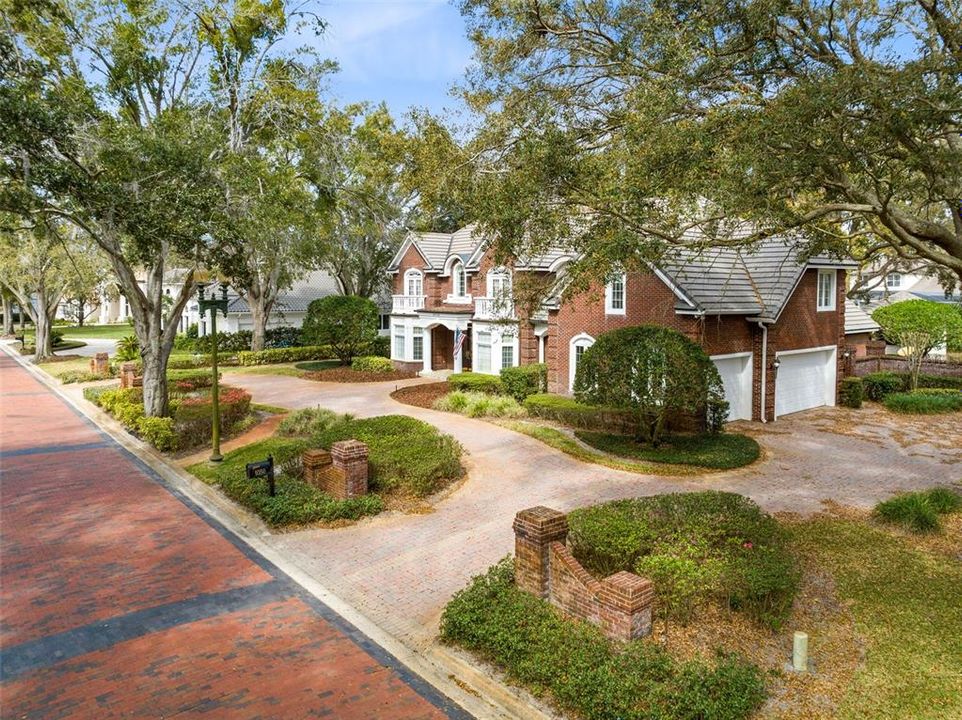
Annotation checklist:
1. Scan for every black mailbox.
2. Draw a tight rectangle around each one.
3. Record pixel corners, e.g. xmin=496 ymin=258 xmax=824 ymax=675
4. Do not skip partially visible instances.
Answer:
xmin=246 ymin=454 xmax=275 ymax=496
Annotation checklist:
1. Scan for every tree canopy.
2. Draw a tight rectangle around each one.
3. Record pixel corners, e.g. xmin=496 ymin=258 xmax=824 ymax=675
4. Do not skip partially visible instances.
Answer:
xmin=301 ymin=295 xmax=379 ymax=365
xmin=451 ymin=0 xmax=962 ymax=289
xmin=872 ymin=299 xmax=962 ymax=387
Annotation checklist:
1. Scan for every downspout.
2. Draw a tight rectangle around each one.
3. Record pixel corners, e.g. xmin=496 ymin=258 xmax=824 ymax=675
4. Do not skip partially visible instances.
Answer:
xmin=757 ymin=321 xmax=768 ymax=423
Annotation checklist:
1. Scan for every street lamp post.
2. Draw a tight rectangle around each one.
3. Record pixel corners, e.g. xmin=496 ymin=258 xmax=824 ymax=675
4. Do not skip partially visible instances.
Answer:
xmin=197 ymin=281 xmax=229 ymax=462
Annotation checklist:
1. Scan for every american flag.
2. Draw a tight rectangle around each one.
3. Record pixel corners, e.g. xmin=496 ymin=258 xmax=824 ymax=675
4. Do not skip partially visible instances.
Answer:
xmin=453 ymin=327 xmax=467 ymax=359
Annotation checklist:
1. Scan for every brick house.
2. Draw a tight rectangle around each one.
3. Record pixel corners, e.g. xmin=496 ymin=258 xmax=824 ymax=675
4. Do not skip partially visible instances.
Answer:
xmin=387 ymin=225 xmax=860 ymax=422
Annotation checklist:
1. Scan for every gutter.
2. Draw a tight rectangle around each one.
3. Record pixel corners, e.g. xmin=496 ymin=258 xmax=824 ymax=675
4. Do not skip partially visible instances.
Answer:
xmin=757 ymin=320 xmax=770 ymax=423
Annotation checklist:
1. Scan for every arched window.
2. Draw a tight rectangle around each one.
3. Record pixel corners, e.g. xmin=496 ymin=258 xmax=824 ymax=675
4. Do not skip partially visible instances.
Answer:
xmin=569 ymin=333 xmax=595 ymax=392
xmin=487 ymin=267 xmax=512 ymax=299
xmin=452 ymin=261 xmax=467 ymax=298
xmin=404 ymin=269 xmax=423 ymax=297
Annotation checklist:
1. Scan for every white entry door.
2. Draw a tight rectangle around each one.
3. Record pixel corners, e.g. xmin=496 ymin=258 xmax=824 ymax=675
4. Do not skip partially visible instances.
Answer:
xmin=774 ymin=347 xmax=837 ymax=418
xmin=711 ymin=353 xmax=753 ymax=421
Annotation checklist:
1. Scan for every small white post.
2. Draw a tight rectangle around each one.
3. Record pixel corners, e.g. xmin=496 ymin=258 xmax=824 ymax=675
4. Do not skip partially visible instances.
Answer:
xmin=792 ymin=631 xmax=809 ymax=672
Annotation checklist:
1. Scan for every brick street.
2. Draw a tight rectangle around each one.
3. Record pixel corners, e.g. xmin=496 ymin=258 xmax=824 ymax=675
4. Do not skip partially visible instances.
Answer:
xmin=0 ymin=355 xmax=468 ymax=719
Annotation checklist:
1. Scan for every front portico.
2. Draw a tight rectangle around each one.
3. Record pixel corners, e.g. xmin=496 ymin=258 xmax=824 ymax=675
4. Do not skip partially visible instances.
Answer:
xmin=391 ymin=310 xmax=472 ymax=373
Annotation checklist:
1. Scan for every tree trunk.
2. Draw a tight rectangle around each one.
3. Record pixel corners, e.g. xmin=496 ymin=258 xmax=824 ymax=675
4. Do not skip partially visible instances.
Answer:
xmin=77 ymin=298 xmax=85 ymax=326
xmin=249 ymin=295 xmax=268 ymax=352
xmin=1 ymin=293 xmax=12 ymax=335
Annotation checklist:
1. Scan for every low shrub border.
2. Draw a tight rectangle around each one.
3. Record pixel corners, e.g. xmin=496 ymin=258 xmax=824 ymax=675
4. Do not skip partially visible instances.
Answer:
xmin=350 ymin=355 xmax=393 ymax=373
xmin=863 ymin=371 xmax=906 ymax=400
xmin=237 ymin=345 xmax=334 ymax=366
xmin=441 ymin=559 xmax=767 ymax=720
xmin=499 ymin=363 xmax=547 ymax=402
xmin=187 ymin=438 xmax=382 ymax=526
xmin=524 ymin=393 xmax=637 ymax=433
xmin=448 ymin=372 xmax=504 ymax=394
xmin=882 ymin=390 xmax=962 ymax=414
xmin=434 ymin=390 xmax=525 ymax=418
xmin=575 ymin=430 xmax=761 ymax=470
xmin=838 ymin=376 xmax=864 ymax=408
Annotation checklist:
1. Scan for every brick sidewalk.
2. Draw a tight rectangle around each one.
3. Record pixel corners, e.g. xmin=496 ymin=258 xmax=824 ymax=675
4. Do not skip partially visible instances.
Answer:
xmin=0 ymin=355 xmax=469 ymax=719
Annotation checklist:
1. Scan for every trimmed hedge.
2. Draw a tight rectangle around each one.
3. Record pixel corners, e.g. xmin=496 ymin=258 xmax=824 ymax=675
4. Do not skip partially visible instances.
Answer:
xmin=524 ymin=393 xmax=636 ymax=433
xmin=883 ymin=390 xmax=962 ymax=414
xmin=448 ymin=372 xmax=504 ymax=394
xmin=863 ymin=371 xmax=904 ymax=400
xmin=175 ymin=387 xmax=253 ymax=438
xmin=167 ymin=369 xmax=219 ymax=392
xmin=500 ymin=363 xmax=547 ymax=402
xmin=351 ymin=355 xmax=394 ymax=373
xmin=237 ymin=345 xmax=333 ymax=366
xmin=838 ymin=376 xmax=864 ymax=408
xmin=441 ymin=559 xmax=767 ymax=720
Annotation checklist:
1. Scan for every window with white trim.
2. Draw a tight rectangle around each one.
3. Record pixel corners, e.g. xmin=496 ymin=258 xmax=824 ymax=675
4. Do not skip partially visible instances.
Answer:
xmin=394 ymin=327 xmax=406 ymax=358
xmin=605 ymin=273 xmax=626 ymax=314
xmin=569 ymin=334 xmax=595 ymax=391
xmin=378 ymin=314 xmax=390 ymax=331
xmin=452 ymin=261 xmax=467 ymax=298
xmin=885 ymin=273 xmax=902 ymax=289
xmin=412 ymin=327 xmax=423 ymax=361
xmin=476 ymin=331 xmax=492 ymax=373
xmin=404 ymin=269 xmax=423 ymax=297
xmin=501 ymin=343 xmax=514 ymax=369
xmin=817 ymin=270 xmax=836 ymax=311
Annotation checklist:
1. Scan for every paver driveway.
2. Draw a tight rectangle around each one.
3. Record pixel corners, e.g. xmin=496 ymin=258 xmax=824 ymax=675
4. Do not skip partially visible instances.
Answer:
xmin=0 ymin=355 xmax=469 ymax=719
xmin=225 ymin=372 xmax=960 ymax=647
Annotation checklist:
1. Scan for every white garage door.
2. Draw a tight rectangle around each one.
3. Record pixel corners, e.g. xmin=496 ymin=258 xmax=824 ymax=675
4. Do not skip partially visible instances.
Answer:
xmin=775 ymin=347 xmax=837 ymax=418
xmin=712 ymin=353 xmax=753 ymax=421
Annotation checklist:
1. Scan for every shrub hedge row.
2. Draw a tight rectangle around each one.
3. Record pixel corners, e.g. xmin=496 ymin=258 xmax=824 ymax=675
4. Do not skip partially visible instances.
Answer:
xmin=863 ymin=371 xmax=962 ymax=400
xmin=523 ymin=393 xmax=637 ymax=434
xmin=882 ymin=390 xmax=962 ymax=414
xmin=500 ymin=363 xmax=547 ymax=402
xmin=237 ymin=345 xmax=334 ymax=366
xmin=448 ymin=372 xmax=504 ymax=394
xmin=838 ymin=376 xmax=864 ymax=408
xmin=350 ymin=355 xmax=394 ymax=373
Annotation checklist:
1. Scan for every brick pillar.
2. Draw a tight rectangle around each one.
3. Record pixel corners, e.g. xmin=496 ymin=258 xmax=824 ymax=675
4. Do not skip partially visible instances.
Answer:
xmin=331 ymin=440 xmax=369 ymax=498
xmin=302 ymin=449 xmax=332 ymax=487
xmin=599 ymin=571 xmax=654 ymax=641
xmin=89 ymin=352 xmax=109 ymax=375
xmin=513 ymin=506 xmax=568 ymax=597
xmin=120 ymin=362 xmax=138 ymax=389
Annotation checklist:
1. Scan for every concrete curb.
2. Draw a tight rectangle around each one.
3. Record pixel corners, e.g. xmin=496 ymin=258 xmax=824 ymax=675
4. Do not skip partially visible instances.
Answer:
xmin=3 ymin=344 xmax=556 ymax=720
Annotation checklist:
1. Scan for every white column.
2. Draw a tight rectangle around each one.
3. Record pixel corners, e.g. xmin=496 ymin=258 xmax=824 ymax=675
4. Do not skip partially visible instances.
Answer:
xmin=422 ymin=325 xmax=432 ymax=372
xmin=453 ymin=324 xmax=463 ymax=373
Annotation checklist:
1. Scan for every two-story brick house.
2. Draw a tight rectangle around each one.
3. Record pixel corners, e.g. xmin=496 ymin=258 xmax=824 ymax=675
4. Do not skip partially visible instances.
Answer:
xmin=387 ymin=224 xmax=858 ymax=422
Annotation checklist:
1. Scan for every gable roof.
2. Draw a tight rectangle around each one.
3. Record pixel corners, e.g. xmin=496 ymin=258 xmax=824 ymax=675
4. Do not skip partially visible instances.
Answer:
xmin=389 ymin=225 xmax=485 ymax=274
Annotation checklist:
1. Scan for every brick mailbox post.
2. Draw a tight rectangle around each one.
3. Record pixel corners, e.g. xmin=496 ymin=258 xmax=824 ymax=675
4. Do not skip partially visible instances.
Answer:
xmin=119 ymin=362 xmax=142 ymax=389
xmin=513 ymin=506 xmax=654 ymax=642
xmin=302 ymin=440 xmax=369 ymax=499
xmin=89 ymin=352 xmax=109 ymax=375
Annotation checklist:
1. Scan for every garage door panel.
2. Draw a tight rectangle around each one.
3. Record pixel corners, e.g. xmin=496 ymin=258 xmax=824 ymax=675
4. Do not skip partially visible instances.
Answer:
xmin=775 ymin=348 xmax=836 ymax=417
xmin=712 ymin=354 xmax=753 ymax=422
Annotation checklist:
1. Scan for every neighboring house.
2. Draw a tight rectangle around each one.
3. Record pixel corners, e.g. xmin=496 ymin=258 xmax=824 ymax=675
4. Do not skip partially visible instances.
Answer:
xmin=843 ymin=299 xmax=880 ymax=357
xmin=388 ymin=224 xmax=858 ymax=422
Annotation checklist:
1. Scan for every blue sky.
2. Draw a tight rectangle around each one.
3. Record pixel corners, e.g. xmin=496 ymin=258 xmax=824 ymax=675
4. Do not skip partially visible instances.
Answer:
xmin=310 ymin=0 xmax=474 ymax=118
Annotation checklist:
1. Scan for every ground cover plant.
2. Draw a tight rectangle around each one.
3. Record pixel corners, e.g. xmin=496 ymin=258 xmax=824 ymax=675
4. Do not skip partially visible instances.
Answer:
xmin=882 ymin=389 xmax=962 ymax=414
xmin=874 ymin=488 xmax=961 ymax=533
xmin=277 ymin=408 xmax=463 ymax=497
xmin=567 ymin=492 xmax=799 ymax=630
xmin=434 ymin=390 xmax=525 ymax=418
xmin=440 ymin=559 xmax=767 ymax=720
xmin=187 ymin=438 xmax=382 ymax=526
xmin=575 ymin=430 xmax=760 ymax=470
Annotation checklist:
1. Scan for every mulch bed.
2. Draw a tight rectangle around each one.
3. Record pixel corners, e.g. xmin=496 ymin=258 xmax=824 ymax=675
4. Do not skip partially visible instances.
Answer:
xmin=390 ymin=381 xmax=450 ymax=408
xmin=303 ymin=367 xmax=417 ymax=383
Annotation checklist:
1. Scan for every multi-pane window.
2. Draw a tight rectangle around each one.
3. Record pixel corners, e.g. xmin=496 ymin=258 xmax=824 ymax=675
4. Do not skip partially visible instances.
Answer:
xmin=476 ymin=331 xmax=492 ymax=373
xmin=886 ymin=273 xmax=902 ymax=289
xmin=501 ymin=343 xmax=514 ymax=369
xmin=379 ymin=314 xmax=390 ymax=331
xmin=412 ymin=327 xmax=423 ymax=361
xmin=606 ymin=273 xmax=626 ymax=314
xmin=817 ymin=270 xmax=836 ymax=311
xmin=405 ymin=269 xmax=423 ymax=297
xmin=394 ymin=328 xmax=405 ymax=358
xmin=453 ymin=262 xmax=467 ymax=298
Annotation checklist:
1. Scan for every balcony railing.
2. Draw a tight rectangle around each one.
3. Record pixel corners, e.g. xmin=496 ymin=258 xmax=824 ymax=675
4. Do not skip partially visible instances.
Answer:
xmin=474 ymin=296 xmax=516 ymax=320
xmin=392 ymin=294 xmax=426 ymax=314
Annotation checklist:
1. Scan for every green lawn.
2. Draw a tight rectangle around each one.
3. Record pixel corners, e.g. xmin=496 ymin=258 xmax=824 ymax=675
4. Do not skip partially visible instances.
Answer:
xmin=57 ymin=324 xmax=132 ymax=340
xmin=792 ymin=517 xmax=962 ymax=719
xmin=575 ymin=430 xmax=761 ymax=470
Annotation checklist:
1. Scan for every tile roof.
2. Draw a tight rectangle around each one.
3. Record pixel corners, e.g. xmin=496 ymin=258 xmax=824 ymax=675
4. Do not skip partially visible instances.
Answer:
xmin=844 ymin=300 xmax=880 ymax=334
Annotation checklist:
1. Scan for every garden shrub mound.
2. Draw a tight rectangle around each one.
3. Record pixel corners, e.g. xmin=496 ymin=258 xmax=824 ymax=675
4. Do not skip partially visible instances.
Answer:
xmin=188 ymin=438 xmax=382 ymax=526
xmin=448 ymin=372 xmax=504 ymax=394
xmin=874 ymin=487 xmax=961 ymax=533
xmin=434 ymin=390 xmax=525 ymax=418
xmin=567 ymin=492 xmax=799 ymax=629
xmin=441 ymin=559 xmax=767 ymax=720
xmin=882 ymin=389 xmax=962 ymax=414
xmin=575 ymin=430 xmax=760 ymax=470
xmin=351 ymin=355 xmax=393 ymax=373
xmin=499 ymin=363 xmax=546 ymax=402
xmin=524 ymin=393 xmax=636 ymax=433
xmin=838 ymin=376 xmax=864 ymax=408
xmin=278 ymin=408 xmax=462 ymax=497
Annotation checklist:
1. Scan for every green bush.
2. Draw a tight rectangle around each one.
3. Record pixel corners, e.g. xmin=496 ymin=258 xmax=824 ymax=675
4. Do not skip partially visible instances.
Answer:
xmin=882 ymin=391 xmax=962 ymax=414
xmin=568 ymin=493 xmax=797 ymax=629
xmin=434 ymin=390 xmax=526 ymax=418
xmin=448 ymin=372 xmax=504 ymax=394
xmin=575 ymin=430 xmax=760 ymax=470
xmin=115 ymin=400 xmax=145 ymax=430
xmin=59 ymin=369 xmax=115 ymax=384
xmin=280 ymin=410 xmax=463 ymax=497
xmin=874 ymin=488 xmax=962 ymax=533
xmin=369 ymin=334 xmax=391 ymax=358
xmin=236 ymin=345 xmax=333 ymax=366
xmin=838 ymin=376 xmax=864 ymax=408
xmin=137 ymin=416 xmax=177 ymax=451
xmin=916 ymin=373 xmax=962 ymax=390
xmin=173 ymin=387 xmax=252 ymax=446
xmin=863 ymin=371 xmax=906 ymax=400
xmin=302 ymin=295 xmax=378 ymax=365
xmin=499 ymin=363 xmax=547 ymax=402
xmin=167 ymin=369 xmax=218 ymax=392
xmin=277 ymin=407 xmax=351 ymax=437
xmin=83 ymin=385 xmax=116 ymax=405
xmin=350 ymin=355 xmax=394 ymax=373
xmin=116 ymin=334 xmax=140 ymax=362
xmin=188 ymin=439 xmax=383 ymax=526
xmin=440 ymin=559 xmax=767 ymax=720
xmin=523 ymin=393 xmax=637 ymax=433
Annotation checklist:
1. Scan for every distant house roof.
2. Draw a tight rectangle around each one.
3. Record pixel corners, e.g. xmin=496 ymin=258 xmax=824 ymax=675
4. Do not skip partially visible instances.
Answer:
xmin=844 ymin=300 xmax=879 ymax=334
xmin=226 ymin=272 xmax=342 ymax=316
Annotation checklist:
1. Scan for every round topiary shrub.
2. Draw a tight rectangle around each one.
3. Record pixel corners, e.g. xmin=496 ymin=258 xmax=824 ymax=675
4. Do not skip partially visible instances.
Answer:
xmin=574 ymin=325 xmax=727 ymax=445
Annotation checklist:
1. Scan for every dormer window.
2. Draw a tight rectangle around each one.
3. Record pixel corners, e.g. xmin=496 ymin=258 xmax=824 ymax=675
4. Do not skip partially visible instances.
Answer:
xmin=605 ymin=272 xmax=626 ymax=315
xmin=453 ymin=261 xmax=467 ymax=298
